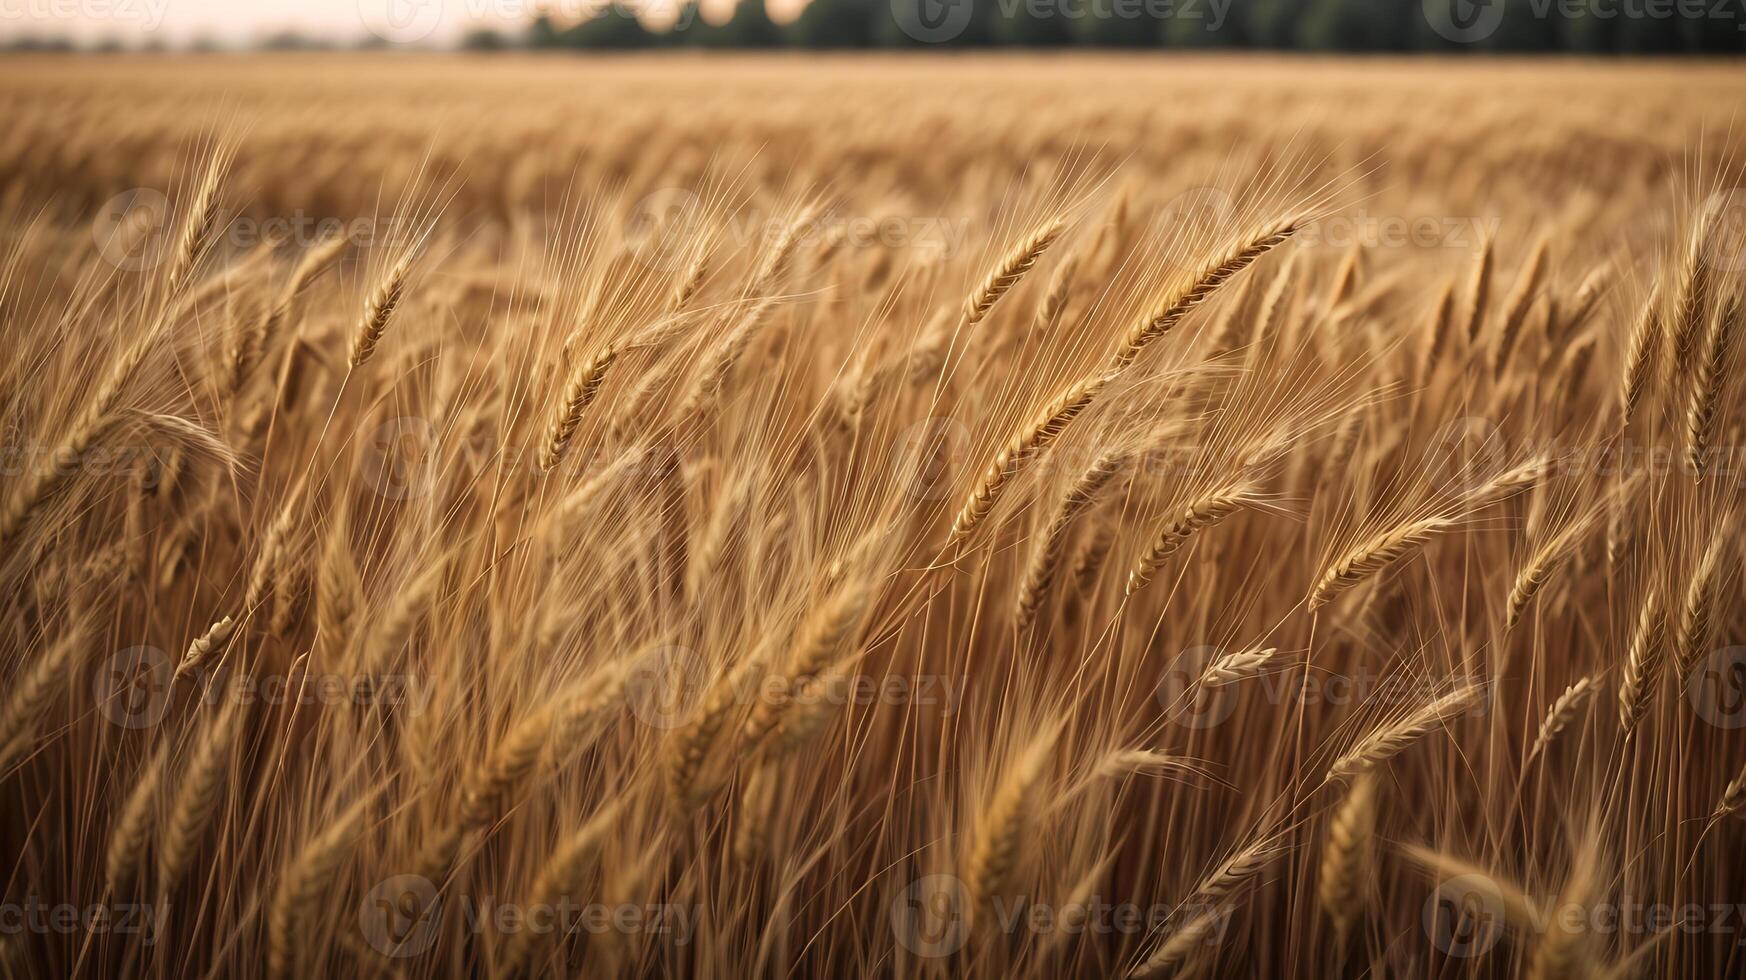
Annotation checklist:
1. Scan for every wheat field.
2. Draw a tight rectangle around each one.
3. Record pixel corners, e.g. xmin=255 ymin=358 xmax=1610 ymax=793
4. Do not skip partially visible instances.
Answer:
xmin=2 ymin=52 xmax=1746 ymax=978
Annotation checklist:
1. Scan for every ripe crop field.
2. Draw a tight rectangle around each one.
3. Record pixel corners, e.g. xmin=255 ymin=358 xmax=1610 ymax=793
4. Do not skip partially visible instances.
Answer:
xmin=2 ymin=53 xmax=1746 ymax=978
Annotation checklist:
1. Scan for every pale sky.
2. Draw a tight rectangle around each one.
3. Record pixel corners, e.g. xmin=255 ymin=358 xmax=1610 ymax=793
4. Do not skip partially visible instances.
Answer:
xmin=5 ymin=0 xmax=798 ymax=45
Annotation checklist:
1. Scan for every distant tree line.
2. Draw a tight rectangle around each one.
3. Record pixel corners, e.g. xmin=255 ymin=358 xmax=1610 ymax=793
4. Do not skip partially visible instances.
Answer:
xmin=5 ymin=0 xmax=1741 ymax=54
xmin=464 ymin=0 xmax=1746 ymax=52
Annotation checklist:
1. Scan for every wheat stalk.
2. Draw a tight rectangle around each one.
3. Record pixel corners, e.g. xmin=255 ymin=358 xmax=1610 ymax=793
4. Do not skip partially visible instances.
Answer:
xmin=950 ymin=373 xmax=1108 ymax=544
xmin=1324 ymin=684 xmax=1482 ymax=784
xmin=1618 ymin=589 xmax=1665 ymax=734
xmin=159 ymin=697 xmax=246 ymax=892
xmin=1318 ymin=771 xmax=1377 ymax=947
xmin=1127 ymin=482 xmax=1258 ymax=596
xmin=1528 ymin=675 xmax=1598 ymax=760
xmin=963 ymin=732 xmax=1054 ymax=912
xmin=1684 ymin=294 xmax=1738 ymax=480
xmin=348 ymin=252 xmax=414 ymax=369
xmin=1015 ymin=452 xmax=1124 ymax=629
xmin=1112 ymin=214 xmax=1303 ymax=371
xmin=966 ymin=216 xmax=1065 ymax=324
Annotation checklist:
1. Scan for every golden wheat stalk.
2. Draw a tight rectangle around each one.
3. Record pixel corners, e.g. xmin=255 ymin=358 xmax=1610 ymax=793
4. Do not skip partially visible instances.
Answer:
xmin=505 ymin=797 xmax=625 ymax=973
xmin=539 ymin=341 xmax=625 ymax=472
xmin=159 ymin=697 xmax=247 ymax=892
xmin=1617 ymin=589 xmax=1665 ymax=734
xmin=105 ymin=742 xmax=168 ymax=894
xmin=1127 ymin=482 xmax=1258 ymax=596
xmin=1528 ymin=675 xmax=1598 ymax=760
xmin=1033 ymin=249 xmax=1079 ymax=334
xmin=1129 ymin=908 xmax=1225 ymax=979
xmin=1112 ymin=214 xmax=1304 ymax=371
xmin=1014 ymin=452 xmax=1125 ymax=629
xmin=460 ymin=707 xmax=554 ymax=830
xmin=1669 ymin=200 xmax=1719 ymax=385
xmin=966 ymin=216 xmax=1065 ymax=324
xmin=1324 ymin=684 xmax=1483 ymax=784
xmin=1420 ymin=279 xmax=1456 ymax=382
xmin=963 ymin=732 xmax=1054 ymax=912
xmin=348 ymin=252 xmax=414 ymax=369
xmin=165 ymin=151 xmax=230 ymax=295
xmin=1674 ymin=532 xmax=1726 ymax=680
xmin=1506 ymin=509 xmax=1602 ymax=630
xmin=1683 ymin=294 xmax=1738 ymax=481
xmin=1318 ymin=771 xmax=1377 ymax=947
xmin=1490 ymin=238 xmax=1548 ymax=375
xmin=1199 ymin=646 xmax=1279 ymax=688
xmin=950 ymin=373 xmax=1108 ymax=544
xmin=1462 ymin=234 xmax=1494 ymax=343
xmin=0 ymin=626 xmax=86 ymax=770
xmin=267 ymin=804 xmax=366 ymax=980
xmin=744 ymin=581 xmax=870 ymax=746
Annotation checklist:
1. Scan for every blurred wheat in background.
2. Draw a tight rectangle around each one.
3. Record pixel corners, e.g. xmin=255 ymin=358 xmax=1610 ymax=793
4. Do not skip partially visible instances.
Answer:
xmin=1 ymin=53 xmax=1745 ymax=978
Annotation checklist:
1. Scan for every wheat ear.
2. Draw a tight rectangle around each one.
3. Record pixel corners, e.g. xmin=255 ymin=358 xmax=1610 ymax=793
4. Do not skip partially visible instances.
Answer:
xmin=0 ymin=627 xmax=86 ymax=770
xmin=1127 ymin=482 xmax=1258 ymax=596
xmin=1200 ymin=646 xmax=1279 ymax=688
xmin=176 ymin=615 xmax=236 ymax=680
xmin=1309 ymin=514 xmax=1458 ymax=611
xmin=105 ymin=742 xmax=169 ymax=894
xmin=539 ymin=340 xmax=625 ymax=471
xmin=966 ymin=216 xmax=1065 ymax=324
xmin=1318 ymin=772 xmax=1378 ymax=947
xmin=1506 ymin=513 xmax=1600 ymax=630
xmin=159 ymin=698 xmax=246 ymax=892
xmin=1617 ymin=589 xmax=1665 ymax=734
xmin=506 ymin=797 xmax=625 ymax=973
xmin=744 ymin=582 xmax=870 ymax=745
xmin=1528 ymin=675 xmax=1598 ymax=760
xmin=1674 ymin=532 xmax=1727 ymax=679
xmin=1490 ymin=238 xmax=1548 ymax=375
xmin=267 ymin=804 xmax=367 ymax=980
xmin=1669 ymin=201 xmax=1718 ymax=385
xmin=1015 ymin=452 xmax=1124 ymax=629
xmin=1129 ymin=908 xmax=1224 ymax=978
xmin=950 ymin=373 xmax=1107 ymax=544
xmin=1032 ymin=249 xmax=1079 ymax=334
xmin=1420 ymin=279 xmax=1456 ymax=381
xmin=1463 ymin=234 xmax=1494 ymax=343
xmin=1324 ymin=684 xmax=1482 ymax=784
xmin=348 ymin=252 xmax=414 ymax=369
xmin=963 ymin=733 xmax=1054 ymax=912
xmin=165 ymin=151 xmax=229 ymax=294
xmin=1684 ymin=294 xmax=1738 ymax=480
xmin=1112 ymin=214 xmax=1303 ymax=371
xmin=460 ymin=708 xmax=554 ymax=830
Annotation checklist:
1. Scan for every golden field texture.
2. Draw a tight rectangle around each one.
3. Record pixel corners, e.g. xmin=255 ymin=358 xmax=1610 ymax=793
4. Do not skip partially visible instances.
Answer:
xmin=2 ymin=53 xmax=1746 ymax=978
